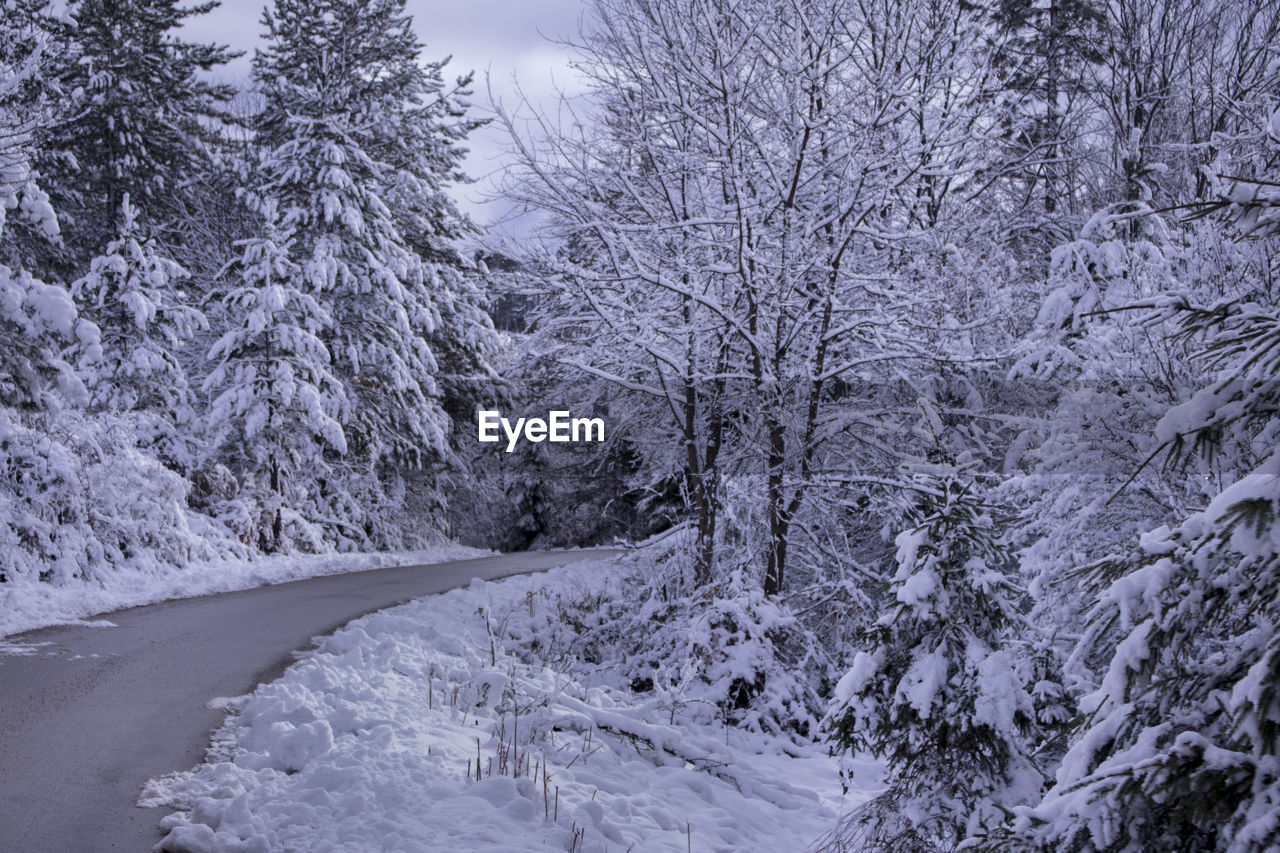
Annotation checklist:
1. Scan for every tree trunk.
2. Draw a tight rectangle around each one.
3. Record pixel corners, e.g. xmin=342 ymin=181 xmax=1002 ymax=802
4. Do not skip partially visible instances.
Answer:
xmin=764 ymin=415 xmax=787 ymax=597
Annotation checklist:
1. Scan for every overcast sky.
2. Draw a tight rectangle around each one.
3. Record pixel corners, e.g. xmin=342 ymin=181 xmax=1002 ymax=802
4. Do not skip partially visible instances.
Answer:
xmin=182 ymin=0 xmax=590 ymax=230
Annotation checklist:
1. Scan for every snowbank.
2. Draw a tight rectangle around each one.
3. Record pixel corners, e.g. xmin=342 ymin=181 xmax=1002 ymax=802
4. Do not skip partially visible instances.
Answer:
xmin=144 ymin=559 xmax=862 ymax=852
xmin=0 ymin=544 xmax=488 ymax=638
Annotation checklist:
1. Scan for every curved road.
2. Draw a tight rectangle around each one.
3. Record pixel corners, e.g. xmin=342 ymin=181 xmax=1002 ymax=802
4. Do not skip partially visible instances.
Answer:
xmin=0 ymin=549 xmax=619 ymax=852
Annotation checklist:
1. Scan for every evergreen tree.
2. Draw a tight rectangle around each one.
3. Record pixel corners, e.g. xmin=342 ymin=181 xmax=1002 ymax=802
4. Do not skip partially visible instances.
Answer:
xmin=72 ymin=196 xmax=205 ymax=465
xmin=827 ymin=456 xmax=1040 ymax=851
xmin=0 ymin=0 xmax=93 ymax=411
xmin=228 ymin=0 xmax=501 ymax=550
xmin=0 ymin=0 xmax=69 ymax=274
xmin=36 ymin=0 xmax=237 ymax=268
xmin=991 ymin=0 xmax=1104 ymax=222
xmin=993 ymin=128 xmax=1280 ymax=852
xmin=373 ymin=58 xmax=499 ymax=426
xmin=204 ymin=215 xmax=348 ymax=552
xmin=250 ymin=0 xmax=492 ymax=484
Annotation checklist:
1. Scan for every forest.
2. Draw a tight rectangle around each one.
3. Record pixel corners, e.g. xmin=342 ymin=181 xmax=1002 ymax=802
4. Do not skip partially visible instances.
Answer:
xmin=2 ymin=0 xmax=1278 ymax=849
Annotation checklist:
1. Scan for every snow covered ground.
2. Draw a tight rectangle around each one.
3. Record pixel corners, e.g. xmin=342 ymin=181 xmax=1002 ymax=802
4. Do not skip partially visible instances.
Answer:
xmin=0 ymin=544 xmax=488 ymax=638
xmin=143 ymin=557 xmax=876 ymax=852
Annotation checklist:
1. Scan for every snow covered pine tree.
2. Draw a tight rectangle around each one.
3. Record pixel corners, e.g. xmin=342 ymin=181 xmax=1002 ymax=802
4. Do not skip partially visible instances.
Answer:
xmin=826 ymin=456 xmax=1040 ymax=851
xmin=72 ymin=197 xmax=206 ymax=468
xmin=34 ymin=0 xmax=235 ymax=271
xmin=206 ymin=0 xmax=493 ymax=549
xmin=204 ymin=214 xmax=348 ymax=552
xmin=988 ymin=110 xmax=1280 ymax=853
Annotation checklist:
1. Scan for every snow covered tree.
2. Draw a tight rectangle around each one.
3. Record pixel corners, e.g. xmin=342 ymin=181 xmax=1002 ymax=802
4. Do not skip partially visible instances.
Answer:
xmin=72 ymin=196 xmax=206 ymax=465
xmin=501 ymin=0 xmax=1011 ymax=593
xmin=365 ymin=46 xmax=498 ymax=420
xmin=826 ymin=456 xmax=1040 ymax=851
xmin=1082 ymin=0 xmax=1279 ymax=212
xmin=987 ymin=114 xmax=1280 ymax=853
xmin=0 ymin=0 xmax=92 ymax=411
xmin=35 ymin=0 xmax=237 ymax=267
xmin=998 ymin=121 xmax=1280 ymax=850
xmin=0 ymin=0 xmax=66 ymax=273
xmin=995 ymin=17 xmax=1278 ymax=634
xmin=203 ymin=216 xmax=348 ymax=552
xmin=991 ymin=0 xmax=1104 ymax=215
xmin=0 ymin=7 xmax=240 ymax=587
xmin=247 ymin=0 xmax=492 ymax=505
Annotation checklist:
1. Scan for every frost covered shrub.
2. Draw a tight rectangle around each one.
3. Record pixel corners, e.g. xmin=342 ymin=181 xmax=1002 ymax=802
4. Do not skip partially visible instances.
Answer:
xmin=825 ymin=460 xmax=1041 ymax=851
xmin=0 ymin=408 xmax=241 ymax=585
xmin=504 ymin=533 xmax=829 ymax=737
xmin=619 ymin=565 xmax=826 ymax=735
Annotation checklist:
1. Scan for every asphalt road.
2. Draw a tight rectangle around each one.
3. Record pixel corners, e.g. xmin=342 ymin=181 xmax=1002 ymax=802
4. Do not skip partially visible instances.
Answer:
xmin=0 ymin=549 xmax=620 ymax=852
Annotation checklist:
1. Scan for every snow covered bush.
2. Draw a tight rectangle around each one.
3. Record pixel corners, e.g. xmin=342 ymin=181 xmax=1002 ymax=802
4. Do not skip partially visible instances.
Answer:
xmin=0 ymin=407 xmax=242 ymax=586
xmin=993 ymin=471 xmax=1280 ymax=852
xmin=497 ymin=532 xmax=829 ymax=738
xmin=620 ymin=565 xmax=825 ymax=736
xmin=825 ymin=459 xmax=1042 ymax=851
xmin=0 ymin=258 xmax=88 ymax=411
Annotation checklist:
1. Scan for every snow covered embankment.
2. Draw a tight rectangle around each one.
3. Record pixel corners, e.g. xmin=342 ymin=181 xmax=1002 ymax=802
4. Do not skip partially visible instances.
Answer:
xmin=144 ymin=559 xmax=853 ymax=852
